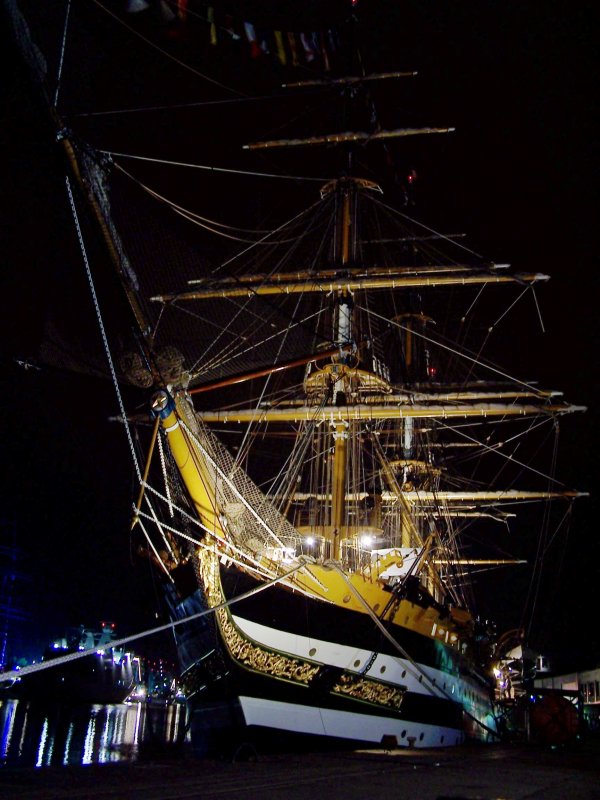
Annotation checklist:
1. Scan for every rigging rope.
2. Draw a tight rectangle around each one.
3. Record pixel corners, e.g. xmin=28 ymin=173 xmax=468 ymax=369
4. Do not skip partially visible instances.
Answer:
xmin=171 ymin=206 xmax=309 ymax=244
xmin=137 ymin=516 xmax=173 ymax=581
xmin=182 ymin=196 xmax=335 ymax=379
xmin=462 ymin=284 xmax=533 ymax=385
xmin=91 ymin=0 xmax=246 ymax=97
xmin=65 ymin=175 xmax=142 ymax=483
xmin=216 ymin=195 xmax=329 ymax=272
xmin=157 ymin=430 xmax=174 ymax=517
xmin=521 ymin=420 xmax=561 ymax=639
xmin=530 ymin=284 xmax=546 ymax=333
xmin=178 ymin=417 xmax=288 ymax=549
xmin=134 ymin=505 xmax=275 ymax=582
xmin=68 ymin=91 xmax=322 ymax=119
xmin=434 ymin=418 xmax=566 ymax=487
xmin=332 ymin=565 xmax=500 ymax=739
xmin=368 ymin=193 xmax=485 ymax=261
xmin=491 ymin=284 xmax=532 ymax=330
xmin=460 ymin=283 xmax=487 ymax=324
xmin=135 ymin=485 xmax=276 ymax=579
xmin=191 ymin=308 xmax=325 ymax=381
xmin=106 ymin=151 xmax=331 ymax=183
xmin=542 ymin=502 xmax=573 ymax=556
xmin=484 ymin=418 xmax=548 ymax=492
xmin=264 ymin=396 xmax=328 ymax=515
xmin=189 ymin=276 xmax=328 ymax=383
xmin=52 ymin=0 xmax=71 ymax=109
xmin=233 ymin=291 xmax=306 ymax=470
xmin=452 ymin=417 xmax=554 ymax=467
xmin=361 ymin=304 xmax=551 ymax=397
xmin=143 ymin=494 xmax=176 ymax=558
xmin=536 ymin=504 xmax=573 ymax=648
xmin=115 ymin=163 xmax=274 ymax=235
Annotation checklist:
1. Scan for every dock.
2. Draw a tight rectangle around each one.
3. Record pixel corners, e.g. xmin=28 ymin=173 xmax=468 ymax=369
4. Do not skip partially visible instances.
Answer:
xmin=0 ymin=740 xmax=598 ymax=799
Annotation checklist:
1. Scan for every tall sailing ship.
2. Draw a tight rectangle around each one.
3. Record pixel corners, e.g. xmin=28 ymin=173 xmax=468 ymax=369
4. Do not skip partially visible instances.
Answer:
xmin=6 ymin=1 xmax=586 ymax=750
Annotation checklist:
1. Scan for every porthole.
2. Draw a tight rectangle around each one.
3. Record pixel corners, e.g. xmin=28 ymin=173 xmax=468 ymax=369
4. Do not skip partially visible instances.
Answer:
xmin=419 ymin=733 xmax=424 ymax=741
xmin=353 ymin=659 xmax=361 ymax=668
xmin=401 ymin=669 xmax=406 ymax=678
xmin=380 ymin=665 xmax=387 ymax=674
xmin=373 ymin=603 xmax=380 ymax=613
xmin=309 ymin=647 xmax=317 ymax=657
xmin=440 ymin=735 xmax=445 ymax=744
xmin=401 ymin=730 xmax=406 ymax=738
xmin=343 ymin=594 xmax=351 ymax=603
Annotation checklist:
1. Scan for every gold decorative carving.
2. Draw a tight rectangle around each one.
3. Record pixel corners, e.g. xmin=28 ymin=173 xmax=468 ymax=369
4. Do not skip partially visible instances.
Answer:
xmin=219 ymin=613 xmax=320 ymax=684
xmin=333 ymin=673 xmax=405 ymax=710
xmin=196 ymin=549 xmax=320 ymax=685
xmin=195 ymin=548 xmax=406 ymax=710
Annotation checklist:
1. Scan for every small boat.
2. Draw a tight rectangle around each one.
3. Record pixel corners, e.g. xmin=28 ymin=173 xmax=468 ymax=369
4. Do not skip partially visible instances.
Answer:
xmin=11 ymin=623 xmax=139 ymax=705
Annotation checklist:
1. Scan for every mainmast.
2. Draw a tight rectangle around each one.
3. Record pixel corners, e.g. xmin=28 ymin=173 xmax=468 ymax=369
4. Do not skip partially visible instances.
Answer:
xmin=331 ymin=180 xmax=355 ymax=559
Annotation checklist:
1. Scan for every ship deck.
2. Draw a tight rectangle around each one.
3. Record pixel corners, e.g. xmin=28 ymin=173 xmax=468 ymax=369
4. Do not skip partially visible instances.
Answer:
xmin=0 ymin=739 xmax=598 ymax=799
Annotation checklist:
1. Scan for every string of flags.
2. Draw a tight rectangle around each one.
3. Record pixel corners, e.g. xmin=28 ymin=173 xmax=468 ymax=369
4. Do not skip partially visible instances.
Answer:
xmin=125 ymin=0 xmax=344 ymax=72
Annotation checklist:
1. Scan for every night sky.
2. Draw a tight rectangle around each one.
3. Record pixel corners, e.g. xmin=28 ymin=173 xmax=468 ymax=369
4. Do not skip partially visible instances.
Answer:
xmin=1 ymin=1 xmax=597 ymax=669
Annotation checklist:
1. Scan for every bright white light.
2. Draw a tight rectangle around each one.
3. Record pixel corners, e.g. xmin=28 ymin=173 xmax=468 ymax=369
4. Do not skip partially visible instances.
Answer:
xmin=361 ymin=535 xmax=373 ymax=547
xmin=305 ymin=536 xmax=315 ymax=546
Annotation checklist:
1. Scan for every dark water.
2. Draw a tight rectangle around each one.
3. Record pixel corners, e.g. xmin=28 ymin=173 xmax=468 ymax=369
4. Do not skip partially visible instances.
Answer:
xmin=0 ymin=699 xmax=188 ymax=767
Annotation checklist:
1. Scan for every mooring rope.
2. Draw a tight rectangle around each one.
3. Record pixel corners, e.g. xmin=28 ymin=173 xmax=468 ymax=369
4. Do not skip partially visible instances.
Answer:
xmin=0 ymin=560 xmax=305 ymax=683
xmin=333 ymin=565 xmax=500 ymax=739
xmin=65 ymin=175 xmax=142 ymax=483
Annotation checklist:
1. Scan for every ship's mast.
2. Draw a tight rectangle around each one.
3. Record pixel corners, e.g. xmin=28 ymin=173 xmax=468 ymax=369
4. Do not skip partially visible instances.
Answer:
xmin=331 ymin=182 xmax=354 ymax=558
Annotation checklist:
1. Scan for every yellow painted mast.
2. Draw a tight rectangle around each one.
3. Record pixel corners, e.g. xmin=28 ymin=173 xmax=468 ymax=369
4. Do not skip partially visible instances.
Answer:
xmin=151 ymin=390 xmax=226 ymax=541
xmin=151 ymin=270 xmax=549 ymax=304
xmin=330 ymin=183 xmax=353 ymax=559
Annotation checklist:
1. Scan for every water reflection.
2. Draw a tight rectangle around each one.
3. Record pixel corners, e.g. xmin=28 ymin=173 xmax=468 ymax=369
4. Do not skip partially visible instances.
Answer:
xmin=0 ymin=700 xmax=188 ymax=767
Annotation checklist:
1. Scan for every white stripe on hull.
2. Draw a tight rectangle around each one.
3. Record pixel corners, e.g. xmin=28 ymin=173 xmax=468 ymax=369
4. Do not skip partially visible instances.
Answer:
xmin=231 ymin=612 xmax=490 ymax=713
xmin=232 ymin=614 xmax=479 ymax=701
xmin=239 ymin=696 xmax=464 ymax=748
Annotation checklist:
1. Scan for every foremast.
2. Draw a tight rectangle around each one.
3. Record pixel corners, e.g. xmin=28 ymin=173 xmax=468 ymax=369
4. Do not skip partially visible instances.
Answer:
xmin=331 ymin=179 xmax=356 ymax=561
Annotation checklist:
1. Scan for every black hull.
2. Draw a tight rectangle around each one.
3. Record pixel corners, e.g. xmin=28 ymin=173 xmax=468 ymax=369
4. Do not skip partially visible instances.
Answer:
xmin=169 ymin=558 xmax=498 ymax=753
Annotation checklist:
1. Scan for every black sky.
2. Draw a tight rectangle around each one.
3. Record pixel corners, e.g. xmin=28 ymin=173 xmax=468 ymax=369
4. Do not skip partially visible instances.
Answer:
xmin=1 ymin=0 xmax=598 ymax=668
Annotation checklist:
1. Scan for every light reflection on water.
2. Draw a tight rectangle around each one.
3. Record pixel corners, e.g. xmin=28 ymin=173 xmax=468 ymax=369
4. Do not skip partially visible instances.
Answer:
xmin=0 ymin=699 xmax=188 ymax=767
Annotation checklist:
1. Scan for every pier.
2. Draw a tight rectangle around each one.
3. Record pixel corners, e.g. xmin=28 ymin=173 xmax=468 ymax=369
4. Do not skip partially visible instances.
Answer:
xmin=0 ymin=740 xmax=598 ymax=799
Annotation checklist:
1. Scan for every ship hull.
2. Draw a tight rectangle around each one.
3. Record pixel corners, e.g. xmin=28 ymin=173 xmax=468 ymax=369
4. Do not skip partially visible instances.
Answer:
xmin=172 ymin=553 xmax=497 ymax=754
